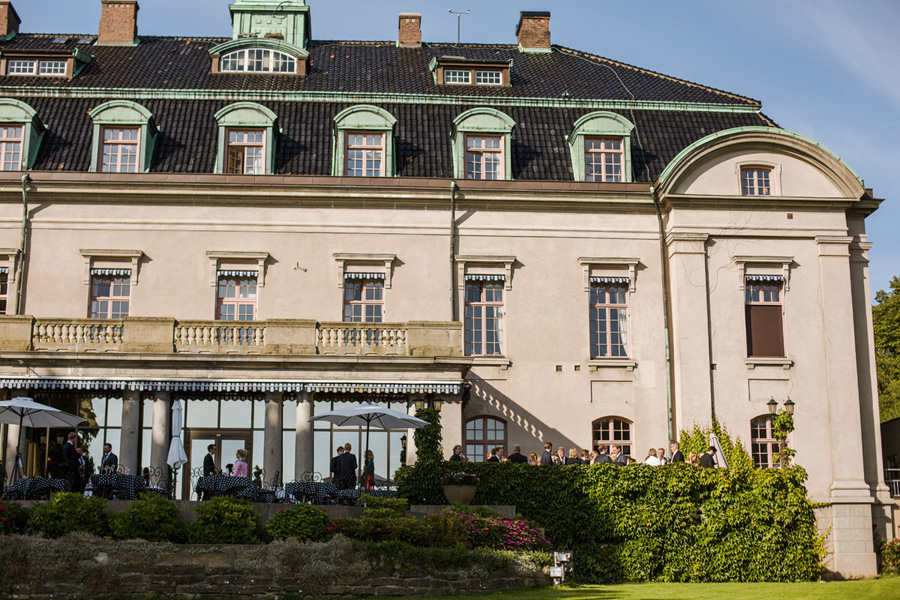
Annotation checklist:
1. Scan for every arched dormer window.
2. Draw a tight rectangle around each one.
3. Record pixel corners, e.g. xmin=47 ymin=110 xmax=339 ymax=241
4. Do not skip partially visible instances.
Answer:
xmin=568 ymin=111 xmax=634 ymax=182
xmin=209 ymin=38 xmax=309 ymax=77
xmin=0 ymin=99 xmax=45 ymax=171
xmin=332 ymin=105 xmax=397 ymax=177
xmin=214 ymin=103 xmax=278 ymax=175
xmin=452 ymin=108 xmax=515 ymax=181
xmin=88 ymin=101 xmax=158 ymax=173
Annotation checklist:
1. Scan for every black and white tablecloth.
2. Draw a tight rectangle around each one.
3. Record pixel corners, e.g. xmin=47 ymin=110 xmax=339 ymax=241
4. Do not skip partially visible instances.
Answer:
xmin=90 ymin=474 xmax=147 ymax=500
xmin=195 ymin=476 xmax=257 ymax=500
xmin=285 ymin=481 xmax=338 ymax=504
xmin=3 ymin=477 xmax=70 ymax=500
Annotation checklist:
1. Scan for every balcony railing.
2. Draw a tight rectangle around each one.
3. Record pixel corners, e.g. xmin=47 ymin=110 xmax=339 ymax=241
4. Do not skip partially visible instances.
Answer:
xmin=0 ymin=316 xmax=461 ymax=358
xmin=886 ymin=468 xmax=900 ymax=497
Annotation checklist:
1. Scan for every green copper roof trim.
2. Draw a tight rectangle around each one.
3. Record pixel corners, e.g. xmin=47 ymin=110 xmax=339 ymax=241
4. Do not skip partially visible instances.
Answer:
xmin=0 ymin=86 xmax=764 ymax=114
xmin=656 ymin=126 xmax=862 ymax=188
xmin=208 ymin=37 xmax=308 ymax=58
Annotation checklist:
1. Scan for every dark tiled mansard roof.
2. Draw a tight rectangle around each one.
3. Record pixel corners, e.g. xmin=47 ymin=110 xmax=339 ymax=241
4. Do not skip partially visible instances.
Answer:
xmin=0 ymin=35 xmax=775 ymax=181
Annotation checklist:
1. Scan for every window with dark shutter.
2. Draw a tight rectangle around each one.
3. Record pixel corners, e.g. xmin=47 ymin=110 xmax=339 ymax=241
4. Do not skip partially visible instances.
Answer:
xmin=745 ymin=278 xmax=785 ymax=357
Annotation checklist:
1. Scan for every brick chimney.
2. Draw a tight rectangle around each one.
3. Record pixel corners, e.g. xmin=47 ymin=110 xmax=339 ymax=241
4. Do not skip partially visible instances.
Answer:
xmin=0 ymin=1 xmax=21 ymax=39
xmin=516 ymin=11 xmax=551 ymax=52
xmin=98 ymin=0 xmax=140 ymax=46
xmin=398 ymin=13 xmax=421 ymax=48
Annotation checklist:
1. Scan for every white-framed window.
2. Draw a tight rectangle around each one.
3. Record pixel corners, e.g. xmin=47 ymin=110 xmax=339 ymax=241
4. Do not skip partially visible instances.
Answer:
xmin=444 ymin=69 xmax=472 ymax=84
xmin=89 ymin=271 xmax=131 ymax=319
xmin=464 ymin=276 xmax=504 ymax=356
xmin=745 ymin=276 xmax=784 ymax=358
xmin=466 ymin=135 xmax=503 ymax=180
xmin=751 ymin=415 xmax=781 ymax=469
xmin=585 ymin=137 xmax=624 ymax=182
xmin=346 ymin=132 xmax=385 ymax=177
xmin=0 ymin=267 xmax=8 ymax=314
xmin=475 ymin=70 xmax=502 ymax=85
xmin=343 ymin=274 xmax=384 ymax=323
xmin=100 ymin=127 xmax=140 ymax=173
xmin=220 ymin=49 xmax=296 ymax=73
xmin=741 ymin=167 xmax=772 ymax=196
xmin=592 ymin=417 xmax=632 ymax=458
xmin=7 ymin=60 xmax=36 ymax=75
xmin=216 ymin=272 xmax=258 ymax=321
xmin=0 ymin=125 xmax=23 ymax=171
xmin=226 ymin=129 xmax=265 ymax=174
xmin=590 ymin=279 xmax=629 ymax=358
xmin=38 ymin=61 xmax=67 ymax=75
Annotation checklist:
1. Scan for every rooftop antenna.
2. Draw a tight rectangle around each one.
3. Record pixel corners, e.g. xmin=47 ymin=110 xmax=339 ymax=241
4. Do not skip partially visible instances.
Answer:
xmin=448 ymin=9 xmax=470 ymax=45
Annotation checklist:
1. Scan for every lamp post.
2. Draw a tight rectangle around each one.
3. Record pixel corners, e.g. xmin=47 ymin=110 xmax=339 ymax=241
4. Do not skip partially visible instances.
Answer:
xmin=768 ymin=397 xmax=796 ymax=469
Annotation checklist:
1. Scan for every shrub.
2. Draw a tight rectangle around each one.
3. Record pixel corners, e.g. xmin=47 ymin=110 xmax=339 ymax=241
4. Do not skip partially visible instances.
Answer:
xmin=435 ymin=508 xmax=551 ymax=551
xmin=27 ymin=493 xmax=111 ymax=538
xmin=334 ymin=514 xmax=433 ymax=546
xmin=423 ymin=510 xmax=470 ymax=547
xmin=440 ymin=472 xmax=480 ymax=486
xmin=359 ymin=493 xmax=408 ymax=518
xmin=882 ymin=538 xmax=900 ymax=575
xmin=396 ymin=459 xmax=824 ymax=583
xmin=266 ymin=504 xmax=333 ymax=542
xmin=111 ymin=493 xmax=187 ymax=542
xmin=0 ymin=502 xmax=28 ymax=535
xmin=188 ymin=497 xmax=263 ymax=544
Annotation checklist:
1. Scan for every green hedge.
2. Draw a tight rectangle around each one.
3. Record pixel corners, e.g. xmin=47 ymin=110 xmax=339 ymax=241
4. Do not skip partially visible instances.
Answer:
xmin=395 ymin=462 xmax=825 ymax=582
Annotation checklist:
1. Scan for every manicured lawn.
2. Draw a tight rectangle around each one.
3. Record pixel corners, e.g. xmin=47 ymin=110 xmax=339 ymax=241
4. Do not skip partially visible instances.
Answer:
xmin=417 ymin=579 xmax=900 ymax=600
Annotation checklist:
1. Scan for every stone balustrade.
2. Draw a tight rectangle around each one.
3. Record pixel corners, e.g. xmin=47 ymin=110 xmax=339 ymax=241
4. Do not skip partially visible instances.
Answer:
xmin=0 ymin=316 xmax=462 ymax=357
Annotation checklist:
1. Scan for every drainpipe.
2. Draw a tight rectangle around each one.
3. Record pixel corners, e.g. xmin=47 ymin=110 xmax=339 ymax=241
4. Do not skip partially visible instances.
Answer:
xmin=703 ymin=237 xmax=717 ymax=420
xmin=450 ymin=180 xmax=458 ymax=321
xmin=650 ymin=184 xmax=675 ymax=444
xmin=14 ymin=173 xmax=30 ymax=316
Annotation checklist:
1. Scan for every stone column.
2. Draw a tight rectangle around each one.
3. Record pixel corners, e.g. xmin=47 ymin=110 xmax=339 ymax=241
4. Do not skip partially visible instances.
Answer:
xmin=263 ymin=392 xmax=283 ymax=486
xmin=666 ymin=233 xmax=713 ymax=430
xmin=119 ymin=390 xmax=141 ymax=475
xmin=295 ymin=392 xmax=313 ymax=479
xmin=4 ymin=423 xmax=20 ymax=481
xmin=817 ymin=236 xmax=876 ymax=577
xmin=440 ymin=398 xmax=463 ymax=460
xmin=149 ymin=391 xmax=171 ymax=481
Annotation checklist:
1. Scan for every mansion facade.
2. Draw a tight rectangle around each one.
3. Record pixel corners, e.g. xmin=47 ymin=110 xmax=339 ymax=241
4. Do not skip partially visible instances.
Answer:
xmin=0 ymin=0 xmax=891 ymax=577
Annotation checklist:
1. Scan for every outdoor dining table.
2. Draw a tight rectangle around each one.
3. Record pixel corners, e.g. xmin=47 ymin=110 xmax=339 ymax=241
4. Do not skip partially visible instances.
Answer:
xmin=2 ymin=477 xmax=70 ymax=500
xmin=90 ymin=473 xmax=147 ymax=501
xmin=195 ymin=475 xmax=257 ymax=500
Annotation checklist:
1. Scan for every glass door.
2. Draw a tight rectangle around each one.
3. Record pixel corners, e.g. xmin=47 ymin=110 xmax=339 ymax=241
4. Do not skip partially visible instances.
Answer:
xmin=182 ymin=429 xmax=252 ymax=500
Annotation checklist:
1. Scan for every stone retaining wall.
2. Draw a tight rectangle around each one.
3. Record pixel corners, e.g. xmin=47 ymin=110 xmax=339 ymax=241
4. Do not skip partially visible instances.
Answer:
xmin=0 ymin=534 xmax=550 ymax=599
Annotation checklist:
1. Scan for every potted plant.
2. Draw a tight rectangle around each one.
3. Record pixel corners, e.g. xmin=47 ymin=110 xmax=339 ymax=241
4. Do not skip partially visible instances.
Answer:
xmin=440 ymin=472 xmax=479 ymax=504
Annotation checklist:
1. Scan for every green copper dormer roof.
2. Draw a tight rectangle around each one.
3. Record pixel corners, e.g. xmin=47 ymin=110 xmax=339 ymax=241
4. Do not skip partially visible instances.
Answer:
xmin=229 ymin=0 xmax=310 ymax=50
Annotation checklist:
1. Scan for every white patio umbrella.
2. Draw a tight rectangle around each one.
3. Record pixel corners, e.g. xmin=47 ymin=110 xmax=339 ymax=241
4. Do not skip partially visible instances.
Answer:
xmin=167 ymin=399 xmax=188 ymax=470
xmin=709 ymin=433 xmax=729 ymax=469
xmin=0 ymin=397 xmax=86 ymax=481
xmin=310 ymin=402 xmax=429 ymax=481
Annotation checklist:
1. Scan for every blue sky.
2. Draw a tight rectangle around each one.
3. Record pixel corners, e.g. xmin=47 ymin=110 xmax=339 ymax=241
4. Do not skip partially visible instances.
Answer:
xmin=13 ymin=0 xmax=900 ymax=299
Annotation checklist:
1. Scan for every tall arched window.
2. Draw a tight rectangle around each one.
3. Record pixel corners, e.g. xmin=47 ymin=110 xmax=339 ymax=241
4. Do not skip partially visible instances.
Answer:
xmin=750 ymin=415 xmax=781 ymax=468
xmin=464 ymin=416 xmax=506 ymax=462
xmin=592 ymin=417 xmax=632 ymax=458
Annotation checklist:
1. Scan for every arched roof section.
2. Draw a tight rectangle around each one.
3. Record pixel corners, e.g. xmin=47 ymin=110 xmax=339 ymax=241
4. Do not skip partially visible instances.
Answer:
xmin=655 ymin=126 xmax=865 ymax=199
xmin=333 ymin=105 xmax=397 ymax=130
xmin=214 ymin=102 xmax=279 ymax=127
xmin=452 ymin=107 xmax=516 ymax=133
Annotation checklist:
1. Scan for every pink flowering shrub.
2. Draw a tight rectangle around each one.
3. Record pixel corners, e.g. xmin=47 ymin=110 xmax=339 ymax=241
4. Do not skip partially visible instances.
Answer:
xmin=882 ymin=538 xmax=900 ymax=575
xmin=0 ymin=502 xmax=29 ymax=535
xmin=432 ymin=509 xmax=551 ymax=552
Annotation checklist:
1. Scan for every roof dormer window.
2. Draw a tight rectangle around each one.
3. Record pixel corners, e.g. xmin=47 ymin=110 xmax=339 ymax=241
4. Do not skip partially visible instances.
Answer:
xmin=0 ymin=49 xmax=92 ymax=79
xmin=220 ymin=48 xmax=297 ymax=73
xmin=431 ymin=57 xmax=512 ymax=87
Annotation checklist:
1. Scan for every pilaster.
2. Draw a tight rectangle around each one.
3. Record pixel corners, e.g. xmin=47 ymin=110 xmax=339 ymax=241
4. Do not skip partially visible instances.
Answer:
xmin=295 ymin=392 xmax=313 ymax=479
xmin=149 ymin=391 xmax=171 ymax=487
xmin=263 ymin=392 xmax=283 ymax=485
xmin=119 ymin=390 xmax=140 ymax=475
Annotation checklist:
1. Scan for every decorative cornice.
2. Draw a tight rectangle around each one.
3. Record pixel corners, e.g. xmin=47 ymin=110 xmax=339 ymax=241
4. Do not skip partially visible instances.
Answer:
xmin=0 ymin=85 xmax=765 ymax=114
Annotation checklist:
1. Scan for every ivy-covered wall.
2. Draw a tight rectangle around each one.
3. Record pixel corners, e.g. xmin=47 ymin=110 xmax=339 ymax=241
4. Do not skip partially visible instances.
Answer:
xmin=396 ymin=462 xmax=825 ymax=583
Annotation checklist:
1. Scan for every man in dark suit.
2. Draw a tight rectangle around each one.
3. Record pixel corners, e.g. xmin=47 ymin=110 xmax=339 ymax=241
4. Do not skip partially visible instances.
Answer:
xmin=63 ymin=432 xmax=82 ymax=492
xmin=201 ymin=444 xmax=216 ymax=500
xmin=100 ymin=443 xmax=119 ymax=474
xmin=507 ymin=444 xmax=528 ymax=463
xmin=670 ymin=442 xmax=685 ymax=464
xmin=595 ymin=444 xmax=612 ymax=464
xmin=699 ymin=446 xmax=716 ymax=468
xmin=612 ymin=444 xmax=628 ymax=466
xmin=540 ymin=442 xmax=553 ymax=465
xmin=337 ymin=443 xmax=357 ymax=490
xmin=330 ymin=446 xmax=344 ymax=483
xmin=486 ymin=447 xmax=501 ymax=462
xmin=449 ymin=445 xmax=464 ymax=461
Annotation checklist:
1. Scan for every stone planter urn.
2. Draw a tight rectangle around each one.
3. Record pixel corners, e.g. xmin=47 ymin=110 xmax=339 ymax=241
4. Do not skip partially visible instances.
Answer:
xmin=442 ymin=484 xmax=477 ymax=505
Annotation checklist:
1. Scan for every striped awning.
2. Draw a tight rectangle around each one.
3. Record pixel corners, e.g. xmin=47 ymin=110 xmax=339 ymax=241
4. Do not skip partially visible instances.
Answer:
xmin=217 ymin=270 xmax=258 ymax=278
xmin=304 ymin=381 xmax=461 ymax=395
xmin=464 ymin=274 xmax=505 ymax=281
xmin=745 ymin=275 xmax=784 ymax=282
xmin=90 ymin=269 xmax=131 ymax=276
xmin=590 ymin=277 xmax=630 ymax=284
xmin=344 ymin=273 xmax=385 ymax=280
xmin=0 ymin=378 xmax=460 ymax=395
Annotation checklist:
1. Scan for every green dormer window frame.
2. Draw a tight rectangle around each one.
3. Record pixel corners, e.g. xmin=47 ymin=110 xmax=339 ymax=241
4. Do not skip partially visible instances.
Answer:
xmin=209 ymin=38 xmax=308 ymax=76
xmin=88 ymin=100 xmax=157 ymax=173
xmin=451 ymin=108 xmax=516 ymax=181
xmin=0 ymin=99 xmax=45 ymax=170
xmin=214 ymin=102 xmax=279 ymax=175
xmin=332 ymin=105 xmax=397 ymax=177
xmin=568 ymin=111 xmax=634 ymax=182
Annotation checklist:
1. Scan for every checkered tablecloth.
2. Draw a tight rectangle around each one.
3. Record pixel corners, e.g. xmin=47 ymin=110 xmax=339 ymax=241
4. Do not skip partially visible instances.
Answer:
xmin=3 ymin=477 xmax=70 ymax=500
xmin=90 ymin=474 xmax=146 ymax=501
xmin=196 ymin=476 xmax=256 ymax=500
xmin=285 ymin=481 xmax=338 ymax=504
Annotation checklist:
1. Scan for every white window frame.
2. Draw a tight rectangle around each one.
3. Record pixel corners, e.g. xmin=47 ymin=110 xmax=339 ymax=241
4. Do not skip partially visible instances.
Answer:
xmin=475 ymin=70 xmax=502 ymax=85
xmin=0 ymin=125 xmax=24 ymax=172
xmin=444 ymin=69 xmax=472 ymax=84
